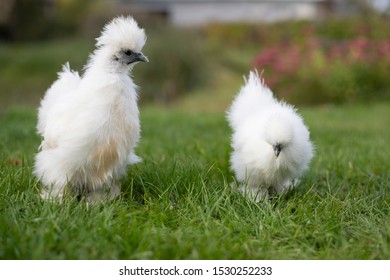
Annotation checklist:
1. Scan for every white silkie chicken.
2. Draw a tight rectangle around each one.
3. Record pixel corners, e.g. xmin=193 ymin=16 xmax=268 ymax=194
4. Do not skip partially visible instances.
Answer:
xmin=227 ymin=71 xmax=314 ymax=201
xmin=34 ymin=16 xmax=148 ymax=201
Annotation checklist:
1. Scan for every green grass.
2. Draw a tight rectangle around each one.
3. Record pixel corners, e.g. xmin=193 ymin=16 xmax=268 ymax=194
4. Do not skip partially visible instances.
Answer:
xmin=1 ymin=21 xmax=389 ymax=260
xmin=0 ymin=103 xmax=389 ymax=259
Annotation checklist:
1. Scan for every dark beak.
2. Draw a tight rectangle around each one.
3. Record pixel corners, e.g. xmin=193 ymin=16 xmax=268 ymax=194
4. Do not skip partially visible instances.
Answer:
xmin=274 ymin=143 xmax=283 ymax=157
xmin=135 ymin=52 xmax=148 ymax=63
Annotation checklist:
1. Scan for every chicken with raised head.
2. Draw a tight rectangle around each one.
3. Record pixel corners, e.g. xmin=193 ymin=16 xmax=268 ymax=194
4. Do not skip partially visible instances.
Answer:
xmin=34 ymin=16 xmax=148 ymax=201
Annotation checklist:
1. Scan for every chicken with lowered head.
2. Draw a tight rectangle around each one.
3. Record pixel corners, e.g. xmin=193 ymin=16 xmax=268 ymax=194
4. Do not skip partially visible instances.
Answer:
xmin=227 ymin=71 xmax=314 ymax=202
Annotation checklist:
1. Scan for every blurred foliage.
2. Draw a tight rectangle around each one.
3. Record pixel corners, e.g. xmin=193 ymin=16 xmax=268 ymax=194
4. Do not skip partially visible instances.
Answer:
xmin=202 ymin=16 xmax=390 ymax=105
xmin=0 ymin=0 xmax=110 ymax=41
xmin=0 ymin=26 xmax=209 ymax=109
xmin=1 ymin=4 xmax=390 ymax=108
xmin=253 ymin=37 xmax=390 ymax=104
xmin=2 ymin=0 xmax=49 ymax=41
xmin=0 ymin=39 xmax=92 ymax=111
xmin=0 ymin=1 xmax=208 ymax=105
xmin=134 ymin=26 xmax=209 ymax=104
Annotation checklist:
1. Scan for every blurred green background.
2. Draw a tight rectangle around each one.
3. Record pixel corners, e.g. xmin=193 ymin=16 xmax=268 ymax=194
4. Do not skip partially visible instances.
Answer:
xmin=1 ymin=0 xmax=390 ymax=113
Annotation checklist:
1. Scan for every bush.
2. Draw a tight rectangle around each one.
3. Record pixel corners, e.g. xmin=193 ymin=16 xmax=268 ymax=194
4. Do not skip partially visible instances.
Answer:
xmin=1 ymin=0 xmax=109 ymax=42
xmin=134 ymin=26 xmax=209 ymax=104
xmin=253 ymin=37 xmax=390 ymax=105
xmin=201 ymin=16 xmax=390 ymax=105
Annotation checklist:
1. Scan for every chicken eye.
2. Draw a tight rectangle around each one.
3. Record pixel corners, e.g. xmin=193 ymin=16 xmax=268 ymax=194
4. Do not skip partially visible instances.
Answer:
xmin=125 ymin=50 xmax=133 ymax=56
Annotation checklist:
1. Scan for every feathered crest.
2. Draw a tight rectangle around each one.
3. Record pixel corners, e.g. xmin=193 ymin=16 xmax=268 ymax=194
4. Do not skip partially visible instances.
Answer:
xmin=96 ymin=16 xmax=146 ymax=53
xmin=243 ymin=70 xmax=266 ymax=88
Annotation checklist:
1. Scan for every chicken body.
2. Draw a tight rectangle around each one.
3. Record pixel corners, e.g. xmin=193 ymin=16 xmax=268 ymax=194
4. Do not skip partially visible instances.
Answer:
xmin=34 ymin=16 xmax=147 ymax=200
xmin=227 ymin=72 xmax=314 ymax=201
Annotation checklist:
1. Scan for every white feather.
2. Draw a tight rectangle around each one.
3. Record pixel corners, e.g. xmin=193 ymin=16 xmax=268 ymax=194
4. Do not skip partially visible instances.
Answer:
xmin=34 ymin=16 xmax=147 ymax=201
xmin=227 ymin=71 xmax=314 ymax=201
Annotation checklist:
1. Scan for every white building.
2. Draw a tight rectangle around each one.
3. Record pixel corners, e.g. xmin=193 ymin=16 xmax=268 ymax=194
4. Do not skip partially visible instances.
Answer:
xmin=118 ymin=0 xmax=327 ymax=26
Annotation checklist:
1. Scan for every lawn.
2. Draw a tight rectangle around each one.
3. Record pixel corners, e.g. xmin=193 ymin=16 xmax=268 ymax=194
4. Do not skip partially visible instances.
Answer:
xmin=0 ymin=103 xmax=389 ymax=259
xmin=0 ymin=20 xmax=389 ymax=260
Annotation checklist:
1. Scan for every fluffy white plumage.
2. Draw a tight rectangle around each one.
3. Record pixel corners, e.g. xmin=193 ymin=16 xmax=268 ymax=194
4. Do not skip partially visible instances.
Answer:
xmin=34 ymin=16 xmax=148 ymax=201
xmin=227 ymin=71 xmax=314 ymax=201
